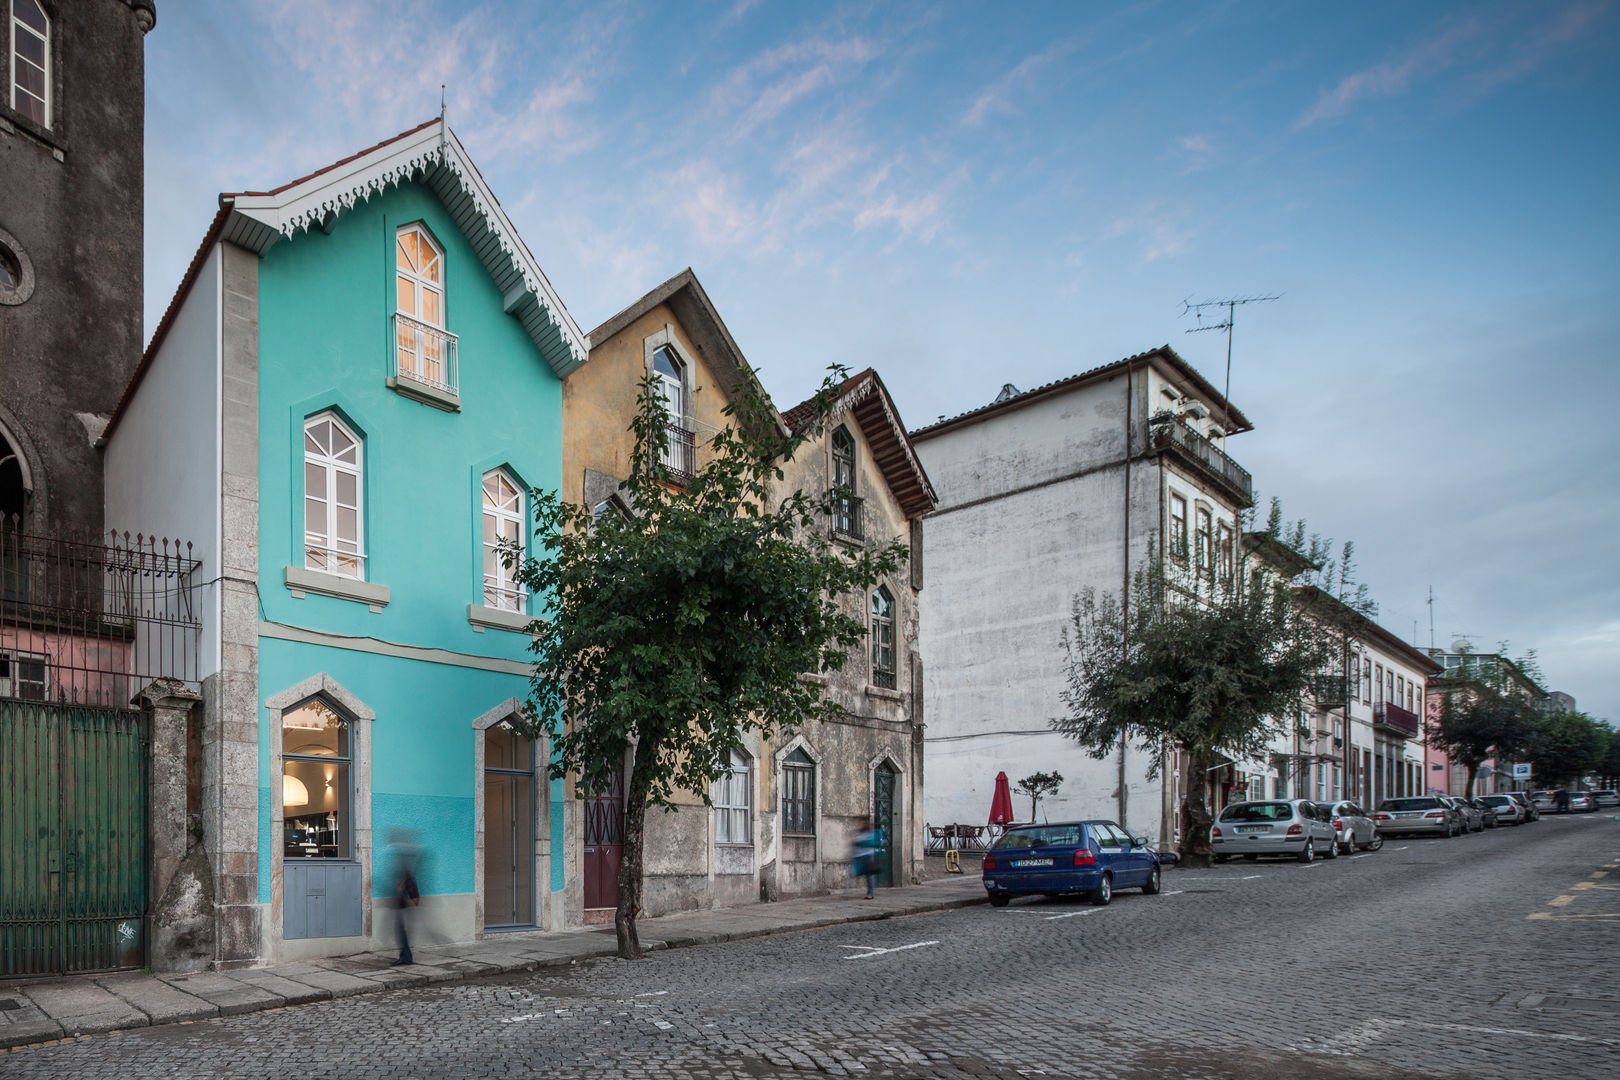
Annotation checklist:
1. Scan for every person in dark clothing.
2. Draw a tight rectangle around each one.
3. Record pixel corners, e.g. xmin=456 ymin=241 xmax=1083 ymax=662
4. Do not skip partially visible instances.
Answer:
xmin=387 ymin=831 xmax=421 ymax=966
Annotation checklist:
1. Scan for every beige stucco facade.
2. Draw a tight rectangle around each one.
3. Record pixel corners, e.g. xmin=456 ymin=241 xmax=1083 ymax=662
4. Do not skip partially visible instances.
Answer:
xmin=555 ymin=271 xmax=933 ymax=926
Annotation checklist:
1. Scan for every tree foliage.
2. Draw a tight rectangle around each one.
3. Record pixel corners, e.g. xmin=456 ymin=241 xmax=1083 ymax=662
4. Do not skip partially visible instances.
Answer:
xmin=1054 ymin=525 xmax=1335 ymax=867
xmin=508 ymin=367 xmax=906 ymax=958
xmin=1426 ymin=676 xmax=1539 ymax=798
xmin=1014 ymin=771 xmax=1063 ymax=822
xmin=1525 ymin=709 xmax=1609 ymax=788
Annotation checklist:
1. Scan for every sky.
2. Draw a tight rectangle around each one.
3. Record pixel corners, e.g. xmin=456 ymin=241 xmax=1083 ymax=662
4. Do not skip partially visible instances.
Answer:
xmin=143 ymin=1 xmax=1620 ymax=721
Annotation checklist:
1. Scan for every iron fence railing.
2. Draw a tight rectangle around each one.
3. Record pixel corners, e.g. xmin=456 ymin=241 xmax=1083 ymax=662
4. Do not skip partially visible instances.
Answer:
xmin=392 ymin=312 xmax=459 ymax=396
xmin=661 ymin=422 xmax=696 ymax=484
xmin=1152 ymin=419 xmax=1253 ymax=506
xmin=830 ymin=492 xmax=864 ymax=541
xmin=0 ymin=519 xmax=201 ymax=708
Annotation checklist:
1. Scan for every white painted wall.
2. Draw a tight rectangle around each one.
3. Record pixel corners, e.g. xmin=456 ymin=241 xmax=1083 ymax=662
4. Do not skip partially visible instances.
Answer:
xmin=104 ymin=246 xmax=222 ymax=678
xmin=918 ymin=371 xmax=1173 ymax=843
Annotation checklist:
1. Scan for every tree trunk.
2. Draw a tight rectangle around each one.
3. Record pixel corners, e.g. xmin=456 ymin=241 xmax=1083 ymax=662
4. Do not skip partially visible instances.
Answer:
xmin=1179 ymin=747 xmax=1216 ymax=868
xmin=1464 ymin=761 xmax=1479 ymax=801
xmin=614 ymin=748 xmax=654 ymax=960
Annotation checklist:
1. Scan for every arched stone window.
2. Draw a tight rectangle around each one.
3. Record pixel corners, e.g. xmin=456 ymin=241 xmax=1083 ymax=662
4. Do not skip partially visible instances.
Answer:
xmin=482 ymin=468 xmax=525 ymax=612
xmin=871 ymin=586 xmax=896 ymax=689
xmin=303 ymin=412 xmax=364 ymax=578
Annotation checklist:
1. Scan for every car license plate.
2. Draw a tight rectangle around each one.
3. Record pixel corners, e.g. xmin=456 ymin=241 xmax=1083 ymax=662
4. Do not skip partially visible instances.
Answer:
xmin=1238 ymin=826 xmax=1268 ymax=833
xmin=1013 ymin=858 xmax=1052 ymax=868
xmin=1396 ymin=812 xmax=1418 ymax=818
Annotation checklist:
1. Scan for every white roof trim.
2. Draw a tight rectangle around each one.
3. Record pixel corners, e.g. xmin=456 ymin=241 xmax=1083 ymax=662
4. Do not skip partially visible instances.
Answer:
xmin=227 ymin=120 xmax=587 ymax=377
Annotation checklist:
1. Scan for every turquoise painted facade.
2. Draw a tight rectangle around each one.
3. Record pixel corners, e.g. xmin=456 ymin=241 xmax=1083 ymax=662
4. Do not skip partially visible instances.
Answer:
xmin=251 ymin=181 xmax=564 ymax=912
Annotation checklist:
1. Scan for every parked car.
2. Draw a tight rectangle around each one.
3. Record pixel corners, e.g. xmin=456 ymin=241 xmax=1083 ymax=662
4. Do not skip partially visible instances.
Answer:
xmin=1469 ymin=798 xmax=1499 ymax=828
xmin=1478 ymin=794 xmax=1525 ymax=825
xmin=1374 ymin=796 xmax=1457 ymax=838
xmin=1502 ymin=791 xmax=1540 ymax=821
xmin=1531 ymin=790 xmax=1561 ymax=813
xmin=981 ymin=820 xmax=1161 ymax=907
xmin=1568 ymin=791 xmax=1597 ymax=813
xmin=1591 ymin=790 xmax=1620 ymax=810
xmin=1314 ymin=800 xmax=1382 ymax=854
xmin=1438 ymin=796 xmax=1479 ymax=833
xmin=1212 ymin=799 xmax=1339 ymax=862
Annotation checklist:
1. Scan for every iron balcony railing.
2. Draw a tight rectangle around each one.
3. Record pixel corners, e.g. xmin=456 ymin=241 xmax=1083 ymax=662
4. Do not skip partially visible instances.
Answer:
xmin=1374 ymin=701 xmax=1421 ymax=738
xmin=0 ymin=519 xmax=201 ymax=707
xmin=392 ymin=312 xmax=459 ymax=397
xmin=1308 ymin=674 xmax=1348 ymax=710
xmin=1151 ymin=419 xmax=1253 ymax=507
xmin=660 ymin=422 xmax=696 ymax=484
xmin=830 ymin=492 xmax=865 ymax=541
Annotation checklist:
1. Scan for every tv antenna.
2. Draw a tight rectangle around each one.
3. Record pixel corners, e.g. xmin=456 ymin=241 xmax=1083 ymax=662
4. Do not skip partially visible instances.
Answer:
xmin=1179 ymin=293 xmax=1281 ymax=415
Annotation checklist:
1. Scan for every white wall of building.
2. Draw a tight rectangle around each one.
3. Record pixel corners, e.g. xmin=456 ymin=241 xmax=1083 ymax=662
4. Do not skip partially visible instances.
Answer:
xmin=104 ymin=246 xmax=222 ymax=678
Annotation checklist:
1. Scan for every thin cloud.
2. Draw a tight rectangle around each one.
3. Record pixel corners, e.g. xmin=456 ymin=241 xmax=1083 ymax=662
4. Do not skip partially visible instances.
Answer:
xmin=1295 ymin=17 xmax=1481 ymax=129
xmin=962 ymin=39 xmax=1075 ymax=127
xmin=1469 ymin=1 xmax=1610 ymax=96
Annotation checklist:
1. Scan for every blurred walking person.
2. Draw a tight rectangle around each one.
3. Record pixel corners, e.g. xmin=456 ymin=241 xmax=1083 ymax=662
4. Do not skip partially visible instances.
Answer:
xmin=386 ymin=829 xmax=421 ymax=965
xmin=851 ymin=816 xmax=881 ymax=899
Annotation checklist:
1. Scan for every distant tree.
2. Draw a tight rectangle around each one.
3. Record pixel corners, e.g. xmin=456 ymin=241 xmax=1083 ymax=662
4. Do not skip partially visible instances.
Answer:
xmin=1525 ymin=710 xmax=1609 ymax=789
xmin=1600 ymin=727 xmax=1620 ymax=788
xmin=1054 ymin=531 xmax=1334 ymax=868
xmin=1426 ymin=675 xmax=1540 ymax=798
xmin=507 ymin=367 xmax=906 ymax=959
xmin=1015 ymin=771 xmax=1063 ymax=822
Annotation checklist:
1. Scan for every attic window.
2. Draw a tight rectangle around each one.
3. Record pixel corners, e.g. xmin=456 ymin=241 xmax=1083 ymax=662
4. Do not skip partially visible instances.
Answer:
xmin=391 ymin=224 xmax=459 ymax=407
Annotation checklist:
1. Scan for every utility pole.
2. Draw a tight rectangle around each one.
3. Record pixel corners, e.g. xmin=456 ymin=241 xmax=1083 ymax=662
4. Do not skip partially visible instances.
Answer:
xmin=1181 ymin=294 xmax=1281 ymax=438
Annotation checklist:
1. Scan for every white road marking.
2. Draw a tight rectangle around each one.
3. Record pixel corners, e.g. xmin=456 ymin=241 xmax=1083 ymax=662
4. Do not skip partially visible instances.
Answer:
xmin=501 ymin=1013 xmax=548 ymax=1024
xmin=1160 ymin=890 xmax=1184 ymax=897
xmin=1298 ymin=862 xmax=1323 ymax=869
xmin=1235 ymin=874 xmax=1262 ymax=880
xmin=634 ymin=990 xmax=668 ymax=997
xmin=1045 ymin=908 xmax=1102 ymax=921
xmin=838 ymin=940 xmax=940 ymax=959
xmin=1403 ymin=1019 xmax=1620 ymax=1046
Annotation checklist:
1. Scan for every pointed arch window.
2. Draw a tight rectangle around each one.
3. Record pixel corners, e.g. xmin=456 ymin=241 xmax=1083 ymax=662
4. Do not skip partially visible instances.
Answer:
xmin=304 ymin=412 xmax=365 ymax=578
xmin=871 ymin=586 xmax=896 ymax=690
xmin=782 ymin=748 xmax=816 ymax=836
xmin=394 ymin=224 xmax=457 ymax=395
xmin=11 ymin=1 xmax=50 ymax=129
xmin=482 ymin=469 xmax=526 ymax=612
xmin=282 ymin=697 xmax=352 ymax=859
xmin=831 ymin=426 xmax=862 ymax=539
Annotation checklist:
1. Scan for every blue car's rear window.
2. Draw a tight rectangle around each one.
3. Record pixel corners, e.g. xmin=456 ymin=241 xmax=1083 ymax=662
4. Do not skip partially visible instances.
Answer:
xmin=992 ymin=825 xmax=1082 ymax=850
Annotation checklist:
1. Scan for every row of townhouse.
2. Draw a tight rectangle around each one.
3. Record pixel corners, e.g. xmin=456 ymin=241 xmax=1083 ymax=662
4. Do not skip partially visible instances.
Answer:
xmin=908 ymin=346 xmax=1460 ymax=847
xmin=1 ymin=6 xmax=938 ymax=975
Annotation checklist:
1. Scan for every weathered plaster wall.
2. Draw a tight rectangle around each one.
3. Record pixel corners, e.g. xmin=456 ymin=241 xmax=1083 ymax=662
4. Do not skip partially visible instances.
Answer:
xmin=916 ymin=370 xmax=1172 ymax=844
xmin=0 ymin=0 xmax=151 ymax=535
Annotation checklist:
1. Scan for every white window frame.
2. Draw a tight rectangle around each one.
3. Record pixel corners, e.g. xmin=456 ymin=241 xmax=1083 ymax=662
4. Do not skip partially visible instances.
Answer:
xmin=304 ymin=412 xmax=365 ymax=579
xmin=1194 ymin=508 xmax=1213 ymax=573
xmin=394 ymin=223 xmax=455 ymax=392
xmin=0 ymin=648 xmax=48 ymax=699
xmin=713 ymin=750 xmax=752 ymax=846
xmin=482 ymin=468 xmax=526 ymax=612
xmin=1169 ymin=493 xmax=1188 ymax=559
xmin=11 ymin=0 xmax=50 ymax=129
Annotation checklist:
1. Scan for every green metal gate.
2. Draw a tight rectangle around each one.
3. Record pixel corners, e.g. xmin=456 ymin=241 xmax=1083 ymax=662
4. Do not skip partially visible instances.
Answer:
xmin=0 ymin=700 xmax=149 ymax=976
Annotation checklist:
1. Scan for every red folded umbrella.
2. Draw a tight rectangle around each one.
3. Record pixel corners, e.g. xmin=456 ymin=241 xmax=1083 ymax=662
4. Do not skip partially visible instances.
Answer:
xmin=989 ymin=771 xmax=1015 ymax=826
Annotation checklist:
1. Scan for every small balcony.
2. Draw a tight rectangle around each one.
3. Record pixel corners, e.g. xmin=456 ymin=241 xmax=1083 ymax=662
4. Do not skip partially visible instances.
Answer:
xmin=1374 ymin=702 xmax=1421 ymax=739
xmin=660 ymin=422 xmax=696 ymax=484
xmin=1150 ymin=419 xmax=1253 ymax=508
xmin=1308 ymin=674 xmax=1348 ymax=711
xmin=830 ymin=492 xmax=864 ymax=541
xmin=390 ymin=312 xmax=459 ymax=410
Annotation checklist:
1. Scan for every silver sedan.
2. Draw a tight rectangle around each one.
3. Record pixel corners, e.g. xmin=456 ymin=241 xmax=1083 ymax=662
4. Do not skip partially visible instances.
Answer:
xmin=1314 ymin=800 xmax=1381 ymax=854
xmin=1374 ymin=797 xmax=1457 ymax=838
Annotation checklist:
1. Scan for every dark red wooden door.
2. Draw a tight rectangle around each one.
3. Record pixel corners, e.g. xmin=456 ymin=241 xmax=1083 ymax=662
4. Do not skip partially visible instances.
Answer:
xmin=583 ymin=769 xmax=624 ymax=910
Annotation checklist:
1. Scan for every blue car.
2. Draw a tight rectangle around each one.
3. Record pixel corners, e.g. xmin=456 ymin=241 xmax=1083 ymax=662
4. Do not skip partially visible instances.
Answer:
xmin=981 ymin=820 xmax=1162 ymax=908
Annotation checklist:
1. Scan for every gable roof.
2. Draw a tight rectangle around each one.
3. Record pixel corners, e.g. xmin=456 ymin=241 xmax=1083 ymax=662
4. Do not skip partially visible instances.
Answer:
xmin=1292 ymin=586 xmax=1444 ymax=675
xmin=909 ymin=345 xmax=1253 ymax=440
xmin=785 ymin=369 xmax=937 ymax=520
xmin=226 ymin=118 xmax=585 ymax=377
xmin=105 ymin=120 xmax=587 ymax=444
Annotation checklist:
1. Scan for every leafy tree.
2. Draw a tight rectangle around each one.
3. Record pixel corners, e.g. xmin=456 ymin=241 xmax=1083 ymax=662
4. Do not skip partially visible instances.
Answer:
xmin=508 ymin=369 xmax=906 ymax=959
xmin=1602 ymin=727 xmax=1620 ymax=788
xmin=1426 ymin=676 xmax=1539 ymax=798
xmin=1054 ymin=534 xmax=1334 ymax=868
xmin=1525 ymin=709 xmax=1609 ymax=788
xmin=1014 ymin=771 xmax=1063 ymax=822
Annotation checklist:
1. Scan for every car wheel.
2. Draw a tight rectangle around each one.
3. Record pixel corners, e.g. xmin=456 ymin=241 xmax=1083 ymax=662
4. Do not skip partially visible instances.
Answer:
xmin=1444 ymin=821 xmax=1454 ymax=838
xmin=988 ymin=893 xmax=1010 ymax=908
xmin=1243 ymin=854 xmax=1259 ymax=862
xmin=1298 ymin=840 xmax=1314 ymax=864
xmin=1215 ymin=854 xmax=1232 ymax=863
xmin=1365 ymin=834 xmax=1384 ymax=852
xmin=1091 ymin=873 xmax=1112 ymax=906
xmin=1142 ymin=864 xmax=1161 ymax=895
xmin=1339 ymin=830 xmax=1354 ymax=856
xmin=1324 ymin=837 xmax=1338 ymax=859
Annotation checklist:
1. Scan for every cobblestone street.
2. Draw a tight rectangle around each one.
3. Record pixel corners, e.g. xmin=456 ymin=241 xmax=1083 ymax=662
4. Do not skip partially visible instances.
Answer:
xmin=5 ymin=815 xmax=1617 ymax=1080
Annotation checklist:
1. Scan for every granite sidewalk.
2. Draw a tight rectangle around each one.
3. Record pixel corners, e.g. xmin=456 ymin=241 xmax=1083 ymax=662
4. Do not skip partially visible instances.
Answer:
xmin=0 ymin=873 xmax=985 ymax=1050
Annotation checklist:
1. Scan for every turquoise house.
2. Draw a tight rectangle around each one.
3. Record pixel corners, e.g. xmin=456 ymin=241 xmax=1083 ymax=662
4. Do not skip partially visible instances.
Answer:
xmin=103 ymin=119 xmax=587 ymax=966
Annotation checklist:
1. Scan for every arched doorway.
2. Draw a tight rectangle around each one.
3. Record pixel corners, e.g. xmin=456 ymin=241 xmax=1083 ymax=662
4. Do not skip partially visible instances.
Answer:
xmin=482 ymin=723 xmax=535 ymax=929
xmin=582 ymin=769 xmax=624 ymax=913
